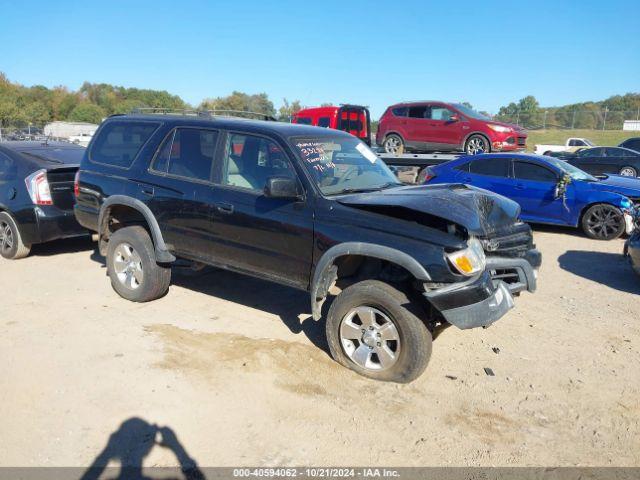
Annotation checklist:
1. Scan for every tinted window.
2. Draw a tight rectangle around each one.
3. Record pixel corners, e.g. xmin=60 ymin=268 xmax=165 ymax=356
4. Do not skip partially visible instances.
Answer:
xmin=151 ymin=131 xmax=175 ymax=173
xmin=569 ymin=139 xmax=587 ymax=147
xmin=0 ymin=151 xmax=13 ymax=173
xmin=514 ymin=162 xmax=557 ymax=182
xmin=429 ymin=106 xmax=454 ymax=121
xmin=318 ymin=117 xmax=331 ymax=128
xmin=469 ymin=158 xmax=510 ymax=177
xmin=296 ymin=117 xmax=312 ymax=125
xmin=408 ymin=106 xmax=428 ymax=119
xmin=391 ymin=107 xmax=408 ymax=117
xmin=621 ymin=139 xmax=640 ymax=151
xmin=221 ymin=133 xmax=295 ymax=192
xmin=164 ymin=128 xmax=218 ymax=182
xmin=622 ymin=148 xmax=640 ymax=157
xmin=90 ymin=121 xmax=159 ymax=168
xmin=581 ymin=147 xmax=604 ymax=157
xmin=604 ymin=147 xmax=624 ymax=157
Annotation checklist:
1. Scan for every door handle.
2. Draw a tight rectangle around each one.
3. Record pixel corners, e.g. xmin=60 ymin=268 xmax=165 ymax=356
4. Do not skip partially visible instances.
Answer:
xmin=141 ymin=187 xmax=154 ymax=196
xmin=515 ymin=183 xmax=525 ymax=190
xmin=215 ymin=202 xmax=234 ymax=214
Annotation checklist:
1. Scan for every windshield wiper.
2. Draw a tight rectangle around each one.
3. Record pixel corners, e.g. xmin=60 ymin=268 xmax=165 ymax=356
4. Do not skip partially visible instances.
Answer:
xmin=326 ymin=182 xmax=403 ymax=196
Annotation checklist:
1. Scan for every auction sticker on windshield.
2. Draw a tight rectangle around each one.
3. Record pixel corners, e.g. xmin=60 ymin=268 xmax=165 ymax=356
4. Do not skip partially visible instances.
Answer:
xmin=356 ymin=143 xmax=378 ymax=163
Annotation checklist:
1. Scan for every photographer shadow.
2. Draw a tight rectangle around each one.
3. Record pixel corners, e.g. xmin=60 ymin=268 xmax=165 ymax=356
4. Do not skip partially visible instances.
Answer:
xmin=81 ymin=417 xmax=204 ymax=480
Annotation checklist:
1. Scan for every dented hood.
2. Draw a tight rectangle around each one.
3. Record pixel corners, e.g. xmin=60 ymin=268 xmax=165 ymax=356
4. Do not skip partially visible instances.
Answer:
xmin=337 ymin=184 xmax=521 ymax=236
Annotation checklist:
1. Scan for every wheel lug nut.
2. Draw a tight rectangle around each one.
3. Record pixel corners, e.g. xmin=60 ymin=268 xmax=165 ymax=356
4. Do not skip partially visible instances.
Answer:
xmin=361 ymin=329 xmax=365 ymax=333
xmin=376 ymin=333 xmax=381 ymax=337
xmin=377 ymin=342 xmax=381 ymax=347
xmin=369 ymin=326 xmax=374 ymax=330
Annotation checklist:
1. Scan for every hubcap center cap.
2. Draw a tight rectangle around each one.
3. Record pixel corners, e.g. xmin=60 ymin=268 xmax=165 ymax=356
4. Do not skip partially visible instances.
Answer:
xmin=362 ymin=331 xmax=377 ymax=347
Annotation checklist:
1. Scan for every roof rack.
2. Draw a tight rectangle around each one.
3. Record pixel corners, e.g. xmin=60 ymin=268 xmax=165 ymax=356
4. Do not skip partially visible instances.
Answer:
xmin=130 ymin=108 xmax=277 ymax=122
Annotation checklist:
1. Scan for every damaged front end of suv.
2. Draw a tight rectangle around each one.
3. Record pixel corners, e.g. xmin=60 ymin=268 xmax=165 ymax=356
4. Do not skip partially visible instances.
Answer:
xmin=329 ymin=182 xmax=540 ymax=332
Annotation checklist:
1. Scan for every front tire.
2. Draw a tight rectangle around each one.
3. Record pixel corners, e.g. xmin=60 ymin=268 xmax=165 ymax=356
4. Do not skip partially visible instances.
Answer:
xmin=107 ymin=226 xmax=171 ymax=302
xmin=619 ymin=166 xmax=637 ymax=177
xmin=581 ymin=204 xmax=626 ymax=240
xmin=0 ymin=211 xmax=31 ymax=260
xmin=326 ymin=280 xmax=432 ymax=383
xmin=383 ymin=134 xmax=404 ymax=155
xmin=465 ymin=134 xmax=490 ymax=155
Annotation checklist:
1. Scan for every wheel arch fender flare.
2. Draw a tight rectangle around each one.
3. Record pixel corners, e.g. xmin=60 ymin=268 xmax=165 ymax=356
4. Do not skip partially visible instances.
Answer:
xmin=309 ymin=242 xmax=431 ymax=320
xmin=98 ymin=195 xmax=175 ymax=263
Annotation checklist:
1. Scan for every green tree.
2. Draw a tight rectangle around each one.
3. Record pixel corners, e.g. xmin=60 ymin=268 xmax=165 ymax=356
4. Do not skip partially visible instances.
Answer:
xmin=68 ymin=103 xmax=106 ymax=124
xmin=199 ymin=91 xmax=276 ymax=117
xmin=278 ymin=98 xmax=302 ymax=121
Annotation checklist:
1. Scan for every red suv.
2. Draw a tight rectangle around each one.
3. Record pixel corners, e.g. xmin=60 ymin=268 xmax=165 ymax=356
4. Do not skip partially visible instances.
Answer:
xmin=292 ymin=105 xmax=371 ymax=145
xmin=376 ymin=101 xmax=527 ymax=155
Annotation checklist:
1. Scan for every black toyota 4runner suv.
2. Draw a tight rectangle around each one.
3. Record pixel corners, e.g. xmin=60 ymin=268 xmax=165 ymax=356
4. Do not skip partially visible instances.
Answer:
xmin=74 ymin=112 xmax=541 ymax=383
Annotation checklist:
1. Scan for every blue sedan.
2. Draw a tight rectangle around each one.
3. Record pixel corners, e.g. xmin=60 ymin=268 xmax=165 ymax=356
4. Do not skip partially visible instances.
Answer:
xmin=423 ymin=153 xmax=639 ymax=240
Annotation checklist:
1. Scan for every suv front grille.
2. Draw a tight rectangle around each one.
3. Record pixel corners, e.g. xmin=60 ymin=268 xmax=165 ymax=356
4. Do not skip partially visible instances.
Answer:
xmin=479 ymin=224 xmax=533 ymax=258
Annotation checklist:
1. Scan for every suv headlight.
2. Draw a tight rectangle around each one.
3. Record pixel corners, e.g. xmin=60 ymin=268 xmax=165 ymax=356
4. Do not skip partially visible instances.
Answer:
xmin=447 ymin=238 xmax=486 ymax=276
xmin=488 ymin=124 xmax=511 ymax=133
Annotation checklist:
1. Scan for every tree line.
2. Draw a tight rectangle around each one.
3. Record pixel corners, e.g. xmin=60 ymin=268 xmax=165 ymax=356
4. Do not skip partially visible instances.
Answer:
xmin=0 ymin=72 xmax=307 ymax=128
xmin=495 ymin=94 xmax=640 ymax=130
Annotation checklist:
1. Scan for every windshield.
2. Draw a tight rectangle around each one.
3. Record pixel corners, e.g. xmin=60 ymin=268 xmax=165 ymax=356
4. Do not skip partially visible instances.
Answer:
xmin=292 ymin=136 xmax=401 ymax=195
xmin=452 ymin=103 xmax=491 ymax=121
xmin=583 ymin=139 xmax=595 ymax=146
xmin=544 ymin=157 xmax=597 ymax=181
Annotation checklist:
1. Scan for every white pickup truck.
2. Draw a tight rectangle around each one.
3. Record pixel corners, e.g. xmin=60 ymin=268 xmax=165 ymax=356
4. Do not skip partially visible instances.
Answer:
xmin=534 ymin=137 xmax=595 ymax=155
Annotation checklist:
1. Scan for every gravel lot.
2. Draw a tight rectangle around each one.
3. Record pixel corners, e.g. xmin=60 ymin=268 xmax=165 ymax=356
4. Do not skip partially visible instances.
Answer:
xmin=0 ymin=227 xmax=639 ymax=468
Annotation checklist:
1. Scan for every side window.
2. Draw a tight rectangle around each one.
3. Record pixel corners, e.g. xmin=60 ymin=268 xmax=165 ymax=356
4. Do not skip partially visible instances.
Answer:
xmin=391 ymin=107 xmax=408 ymax=117
xmin=0 ymin=151 xmax=12 ymax=170
xmin=317 ymin=117 xmax=331 ymax=128
xmin=408 ymin=106 xmax=428 ymax=119
xmin=514 ymin=162 xmax=557 ymax=182
xmin=429 ymin=106 xmax=455 ymax=121
xmin=295 ymin=117 xmax=312 ymax=125
xmin=584 ymin=147 xmax=603 ymax=157
xmin=469 ymin=158 xmax=510 ymax=177
xmin=568 ymin=139 xmax=579 ymax=147
xmin=163 ymin=128 xmax=218 ymax=182
xmin=151 ymin=130 xmax=175 ymax=173
xmin=90 ymin=121 xmax=159 ymax=168
xmin=221 ymin=133 xmax=296 ymax=192
xmin=604 ymin=148 xmax=622 ymax=157
xmin=622 ymin=149 xmax=640 ymax=157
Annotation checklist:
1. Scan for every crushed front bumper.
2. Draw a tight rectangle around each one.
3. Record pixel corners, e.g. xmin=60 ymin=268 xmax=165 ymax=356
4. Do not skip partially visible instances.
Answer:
xmin=423 ymin=250 xmax=539 ymax=330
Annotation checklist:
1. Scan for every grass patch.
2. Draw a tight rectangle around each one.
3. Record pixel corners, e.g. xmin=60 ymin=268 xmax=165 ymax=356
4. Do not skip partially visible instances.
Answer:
xmin=525 ymin=129 xmax=633 ymax=152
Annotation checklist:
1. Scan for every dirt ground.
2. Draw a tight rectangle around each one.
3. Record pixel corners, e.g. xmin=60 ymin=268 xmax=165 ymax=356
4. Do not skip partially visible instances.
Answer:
xmin=0 ymin=227 xmax=639 ymax=468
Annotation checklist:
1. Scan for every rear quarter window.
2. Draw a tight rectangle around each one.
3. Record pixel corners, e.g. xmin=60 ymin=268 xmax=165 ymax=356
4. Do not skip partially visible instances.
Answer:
xmin=90 ymin=121 xmax=159 ymax=168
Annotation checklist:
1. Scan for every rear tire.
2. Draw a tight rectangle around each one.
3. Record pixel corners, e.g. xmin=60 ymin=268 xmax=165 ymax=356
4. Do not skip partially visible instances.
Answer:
xmin=581 ymin=204 xmax=626 ymax=240
xmin=465 ymin=134 xmax=490 ymax=155
xmin=107 ymin=226 xmax=171 ymax=302
xmin=0 ymin=211 xmax=31 ymax=260
xmin=619 ymin=166 xmax=637 ymax=177
xmin=325 ymin=280 xmax=432 ymax=383
xmin=383 ymin=134 xmax=404 ymax=155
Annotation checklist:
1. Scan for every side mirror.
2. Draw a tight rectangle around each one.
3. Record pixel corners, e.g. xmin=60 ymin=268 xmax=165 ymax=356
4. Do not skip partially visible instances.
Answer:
xmin=449 ymin=114 xmax=460 ymax=122
xmin=264 ymin=176 xmax=301 ymax=199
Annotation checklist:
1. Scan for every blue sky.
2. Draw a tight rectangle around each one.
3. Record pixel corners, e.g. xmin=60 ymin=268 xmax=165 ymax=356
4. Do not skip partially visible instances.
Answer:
xmin=1 ymin=0 xmax=638 ymax=118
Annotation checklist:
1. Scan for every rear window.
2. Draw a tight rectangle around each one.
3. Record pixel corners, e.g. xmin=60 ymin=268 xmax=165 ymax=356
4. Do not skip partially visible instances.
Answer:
xmin=514 ymin=162 xmax=557 ymax=182
xmin=470 ymin=157 xmax=510 ymax=177
xmin=151 ymin=128 xmax=219 ymax=182
xmin=295 ymin=117 xmax=312 ymax=125
xmin=90 ymin=121 xmax=159 ymax=168
xmin=318 ymin=117 xmax=331 ymax=128
xmin=391 ymin=107 xmax=408 ymax=117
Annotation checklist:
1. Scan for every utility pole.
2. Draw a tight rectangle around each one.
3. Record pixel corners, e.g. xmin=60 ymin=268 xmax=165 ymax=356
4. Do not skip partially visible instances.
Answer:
xmin=571 ymin=110 xmax=576 ymax=129
xmin=602 ymin=107 xmax=608 ymax=131
xmin=543 ymin=110 xmax=548 ymax=130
